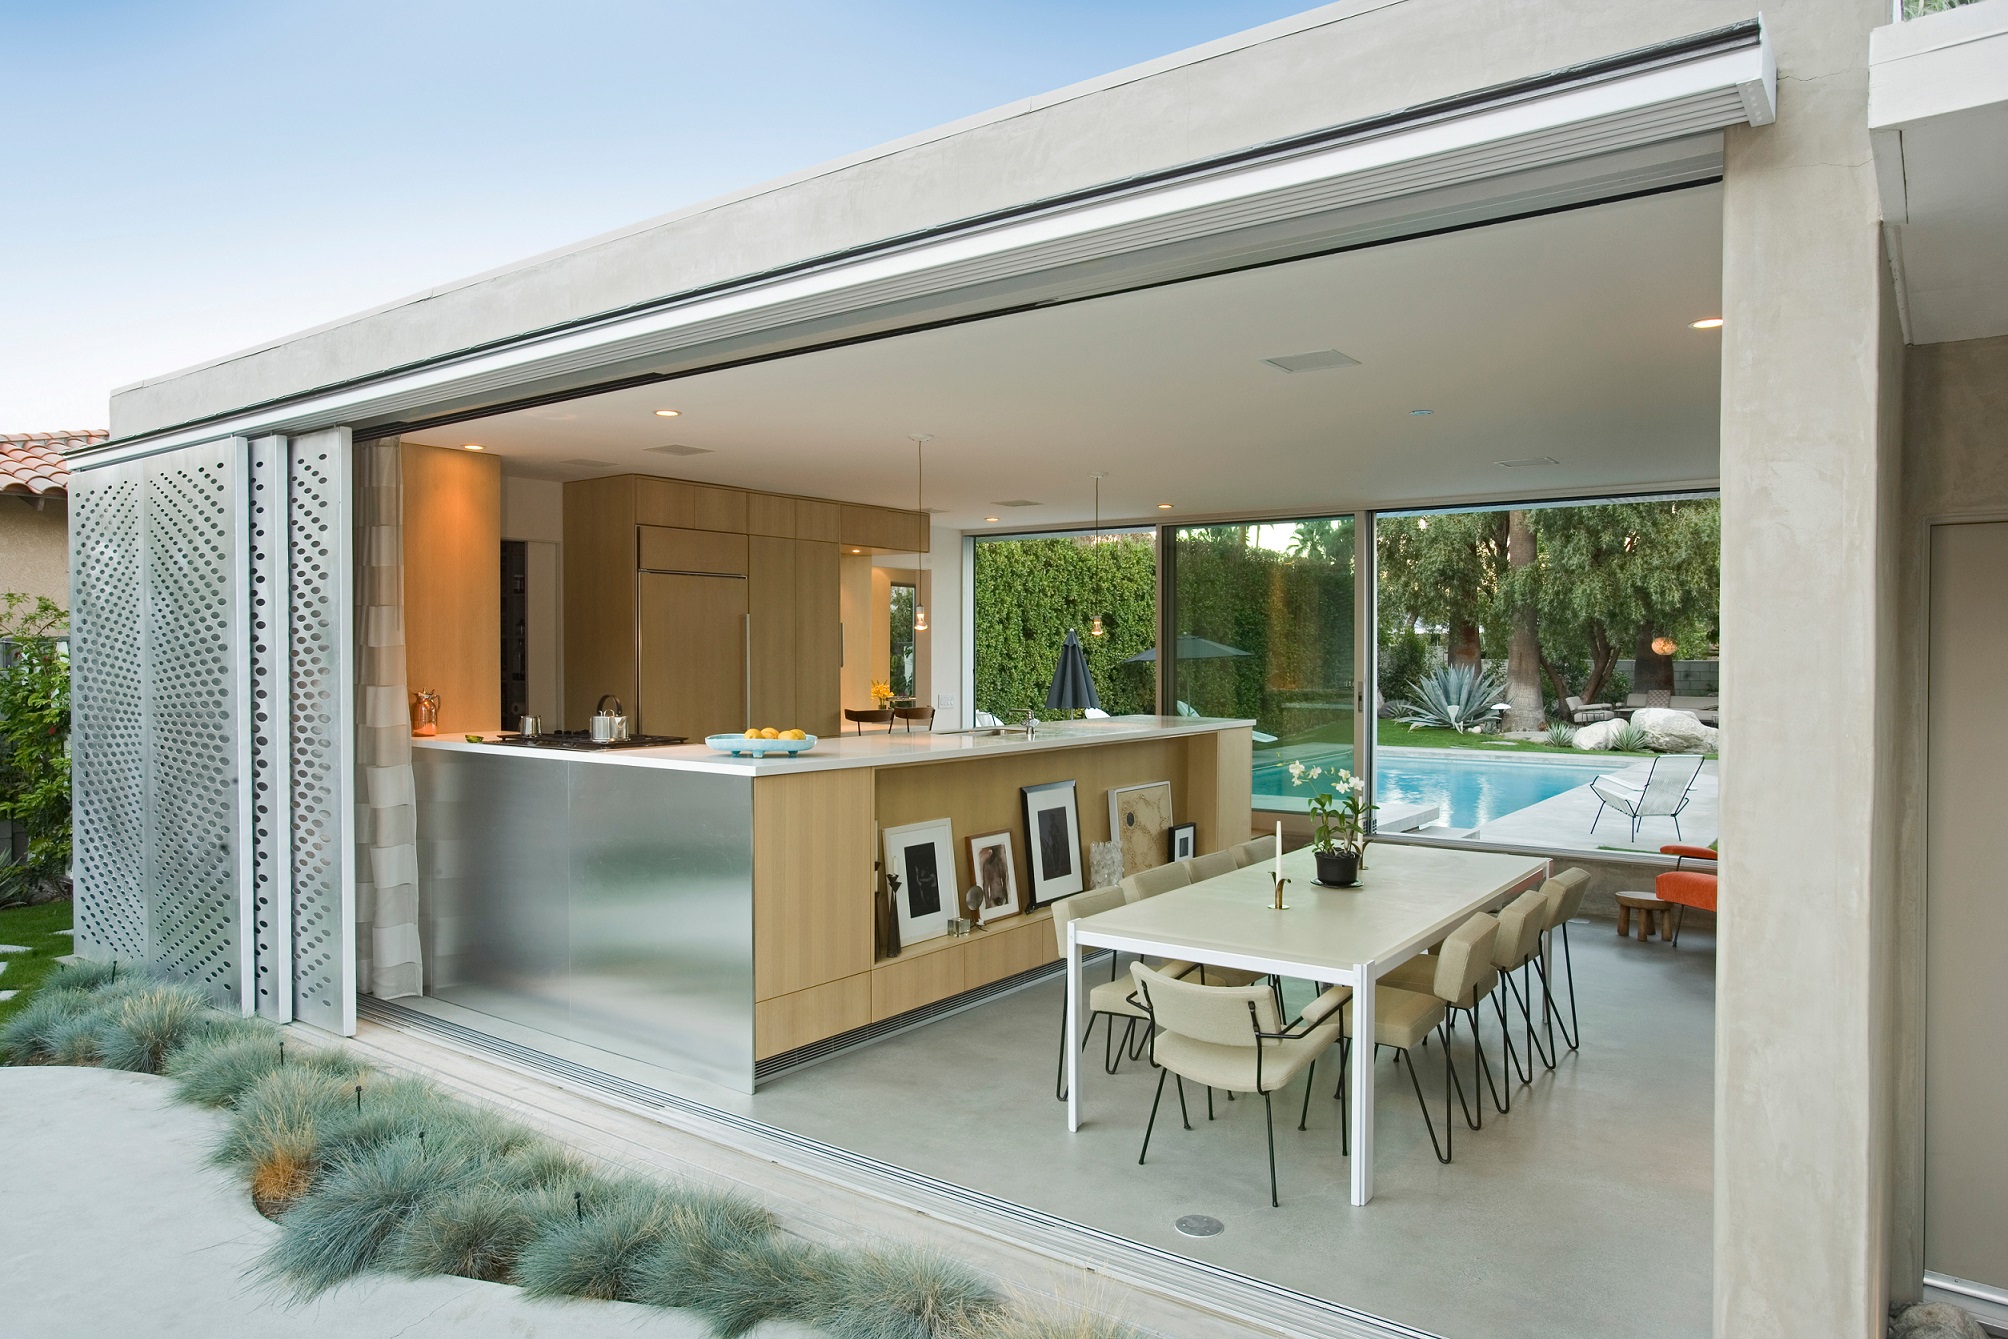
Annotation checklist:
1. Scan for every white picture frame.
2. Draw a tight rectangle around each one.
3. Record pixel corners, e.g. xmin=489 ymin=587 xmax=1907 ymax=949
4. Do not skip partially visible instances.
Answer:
xmin=1107 ymin=780 xmax=1174 ymax=877
xmin=1169 ymin=821 xmax=1197 ymax=862
xmin=1021 ymin=779 xmax=1083 ymax=907
xmin=883 ymin=818 xmax=956 ymax=946
xmin=966 ymin=830 xmax=1022 ymax=924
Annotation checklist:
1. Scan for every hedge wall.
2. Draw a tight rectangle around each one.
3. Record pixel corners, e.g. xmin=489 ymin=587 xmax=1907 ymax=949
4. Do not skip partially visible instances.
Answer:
xmin=972 ymin=535 xmax=1157 ymax=720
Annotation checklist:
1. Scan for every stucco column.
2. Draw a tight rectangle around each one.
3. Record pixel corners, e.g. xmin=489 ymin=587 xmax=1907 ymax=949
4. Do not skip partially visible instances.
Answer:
xmin=1717 ymin=3 xmax=1902 ymax=1336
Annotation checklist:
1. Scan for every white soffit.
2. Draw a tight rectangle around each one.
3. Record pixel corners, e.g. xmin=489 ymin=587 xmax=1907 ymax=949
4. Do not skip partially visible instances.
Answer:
xmin=84 ymin=21 xmax=1772 ymax=465
xmin=1870 ymin=0 xmax=2008 ymax=344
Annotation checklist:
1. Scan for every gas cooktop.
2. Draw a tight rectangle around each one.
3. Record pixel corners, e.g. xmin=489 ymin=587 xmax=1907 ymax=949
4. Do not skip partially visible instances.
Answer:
xmin=488 ymin=731 xmax=687 ymax=752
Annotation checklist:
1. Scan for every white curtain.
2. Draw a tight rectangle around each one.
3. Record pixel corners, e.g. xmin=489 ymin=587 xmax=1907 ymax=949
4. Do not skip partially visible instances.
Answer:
xmin=354 ymin=439 xmax=422 ymax=999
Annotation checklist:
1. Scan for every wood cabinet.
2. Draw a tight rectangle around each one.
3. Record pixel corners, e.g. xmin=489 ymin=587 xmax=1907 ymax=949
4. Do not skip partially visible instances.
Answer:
xmin=566 ymin=474 xmax=919 ymax=730
xmin=637 ymin=571 xmax=746 ymax=739
xmin=402 ymin=444 xmax=502 ymax=733
xmin=752 ymin=770 xmax=876 ymax=1002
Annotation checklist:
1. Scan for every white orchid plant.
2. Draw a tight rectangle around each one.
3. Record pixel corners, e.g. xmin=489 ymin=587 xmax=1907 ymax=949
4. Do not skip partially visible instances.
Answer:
xmin=1287 ymin=762 xmax=1377 ymax=857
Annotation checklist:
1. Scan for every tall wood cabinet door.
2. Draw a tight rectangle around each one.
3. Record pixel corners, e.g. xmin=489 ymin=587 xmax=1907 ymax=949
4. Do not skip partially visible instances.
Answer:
xmin=748 ymin=536 xmax=797 ymax=728
xmin=638 ymin=571 xmax=747 ymax=739
xmin=794 ymin=540 xmax=841 ymax=737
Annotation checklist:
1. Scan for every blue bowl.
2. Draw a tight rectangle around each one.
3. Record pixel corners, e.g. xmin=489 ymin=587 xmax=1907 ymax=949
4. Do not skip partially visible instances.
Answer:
xmin=704 ymin=733 xmax=818 ymax=757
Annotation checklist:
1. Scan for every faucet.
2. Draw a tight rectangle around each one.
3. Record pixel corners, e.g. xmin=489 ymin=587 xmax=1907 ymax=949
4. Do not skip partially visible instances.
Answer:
xmin=1021 ymin=708 xmax=1038 ymax=739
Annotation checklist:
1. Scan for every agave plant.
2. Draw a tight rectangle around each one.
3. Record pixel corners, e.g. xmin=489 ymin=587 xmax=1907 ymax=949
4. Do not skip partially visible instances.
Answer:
xmin=1545 ymin=722 xmax=1578 ymax=748
xmin=1399 ymin=665 xmax=1509 ymax=734
xmin=1608 ymin=721 xmax=1654 ymax=753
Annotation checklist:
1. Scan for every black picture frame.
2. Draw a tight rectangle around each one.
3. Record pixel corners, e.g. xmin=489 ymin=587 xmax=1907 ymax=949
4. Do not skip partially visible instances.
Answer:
xmin=1020 ymin=778 xmax=1083 ymax=907
xmin=1168 ymin=821 xmax=1197 ymax=862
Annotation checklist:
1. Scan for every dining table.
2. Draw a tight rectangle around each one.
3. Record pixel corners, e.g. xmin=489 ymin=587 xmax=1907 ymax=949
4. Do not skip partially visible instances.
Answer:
xmin=1063 ymin=841 xmax=1551 ymax=1205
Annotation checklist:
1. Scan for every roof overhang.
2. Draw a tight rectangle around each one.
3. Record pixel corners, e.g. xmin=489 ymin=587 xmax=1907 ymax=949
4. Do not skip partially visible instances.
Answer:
xmin=76 ymin=19 xmax=1772 ymax=470
xmin=1870 ymin=0 xmax=2008 ymax=344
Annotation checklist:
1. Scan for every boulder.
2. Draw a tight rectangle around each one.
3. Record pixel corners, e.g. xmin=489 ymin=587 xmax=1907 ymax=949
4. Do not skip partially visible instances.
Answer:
xmin=1630 ymin=707 xmax=1718 ymax=753
xmin=1572 ymin=718 xmax=1628 ymax=751
xmin=1890 ymin=1301 xmax=1987 ymax=1339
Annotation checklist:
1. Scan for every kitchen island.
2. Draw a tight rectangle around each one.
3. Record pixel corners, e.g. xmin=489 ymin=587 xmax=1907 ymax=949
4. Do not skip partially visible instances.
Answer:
xmin=412 ymin=715 xmax=1253 ymax=1091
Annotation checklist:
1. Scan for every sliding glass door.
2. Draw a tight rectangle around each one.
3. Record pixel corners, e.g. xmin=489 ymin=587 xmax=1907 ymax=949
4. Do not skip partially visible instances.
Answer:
xmin=1168 ymin=517 xmax=1358 ymax=813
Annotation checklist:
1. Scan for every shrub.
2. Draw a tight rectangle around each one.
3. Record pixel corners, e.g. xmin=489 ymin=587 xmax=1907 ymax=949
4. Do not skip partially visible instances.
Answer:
xmin=44 ymin=1012 xmax=111 ymax=1066
xmin=96 ymin=984 xmax=210 ymax=1074
xmin=212 ymin=1065 xmax=357 ymax=1172
xmin=1545 ymin=722 xmax=1578 ymax=748
xmin=167 ymin=1031 xmax=358 ymax=1109
xmin=39 ymin=958 xmax=122 ymax=996
xmin=1608 ymin=721 xmax=1653 ymax=753
xmin=808 ymin=1245 xmax=1006 ymax=1339
xmin=631 ymin=1193 xmax=782 ymax=1313
xmin=681 ymin=1235 xmax=850 ymax=1338
xmin=0 ymin=984 xmax=96 ymax=1061
xmin=516 ymin=1177 xmax=769 ymax=1303
xmin=1399 ymin=664 xmax=1508 ymax=734
xmin=385 ymin=1181 xmax=539 ymax=1283
xmin=264 ymin=1136 xmax=483 ymax=1296
xmin=0 ymin=594 xmax=71 ymax=906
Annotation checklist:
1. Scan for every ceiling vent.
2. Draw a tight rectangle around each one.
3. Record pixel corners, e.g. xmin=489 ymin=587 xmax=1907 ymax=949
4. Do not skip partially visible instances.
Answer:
xmin=562 ymin=458 xmax=615 ymax=468
xmin=645 ymin=443 xmax=712 ymax=457
xmin=1496 ymin=456 xmax=1560 ymax=468
xmin=992 ymin=499 xmax=1041 ymax=508
xmin=1263 ymin=349 xmax=1359 ymax=373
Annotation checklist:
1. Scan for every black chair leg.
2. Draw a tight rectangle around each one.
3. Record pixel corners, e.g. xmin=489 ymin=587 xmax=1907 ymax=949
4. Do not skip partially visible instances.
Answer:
xmin=1139 ymin=1068 xmax=1167 ymax=1164
xmin=1552 ymin=922 xmax=1582 ymax=1050
xmin=1337 ymin=1036 xmax=1350 ymax=1157
xmin=1054 ymin=999 xmax=1068 ymax=1102
xmin=1399 ymin=1045 xmax=1452 ymax=1164
xmin=1671 ymin=904 xmax=1686 ymax=948
xmin=1206 ymin=1085 xmax=1215 ymax=1121
xmin=1449 ymin=1010 xmax=1484 ymax=1130
xmin=1263 ymin=1090 xmax=1280 ymax=1207
xmin=1299 ymin=1060 xmax=1316 ymax=1131
xmin=1175 ymin=1075 xmax=1192 ymax=1130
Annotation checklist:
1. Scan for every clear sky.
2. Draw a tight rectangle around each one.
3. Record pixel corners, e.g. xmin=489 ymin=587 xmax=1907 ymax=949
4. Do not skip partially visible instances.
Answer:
xmin=2 ymin=0 xmax=1315 ymax=431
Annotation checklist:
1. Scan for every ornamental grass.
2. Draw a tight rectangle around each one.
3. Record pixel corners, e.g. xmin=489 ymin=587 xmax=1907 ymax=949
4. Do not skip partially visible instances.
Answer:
xmin=4 ymin=967 xmax=1149 ymax=1339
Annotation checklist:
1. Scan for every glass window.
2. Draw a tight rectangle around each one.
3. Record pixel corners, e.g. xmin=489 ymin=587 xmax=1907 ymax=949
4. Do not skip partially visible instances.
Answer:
xmin=1373 ymin=497 xmax=1719 ymax=849
xmin=971 ymin=530 xmax=1156 ymax=721
xmin=1170 ymin=518 xmax=1356 ymax=811
xmin=888 ymin=582 xmax=916 ymax=701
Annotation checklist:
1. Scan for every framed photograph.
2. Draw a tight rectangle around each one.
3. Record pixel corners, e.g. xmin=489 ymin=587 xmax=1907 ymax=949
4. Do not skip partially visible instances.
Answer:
xmin=1021 ymin=779 xmax=1084 ymax=907
xmin=1168 ymin=821 xmax=1197 ymax=862
xmin=1107 ymin=780 xmax=1174 ymax=877
xmin=966 ymin=830 xmax=1022 ymax=923
xmin=883 ymin=819 xmax=955 ymax=946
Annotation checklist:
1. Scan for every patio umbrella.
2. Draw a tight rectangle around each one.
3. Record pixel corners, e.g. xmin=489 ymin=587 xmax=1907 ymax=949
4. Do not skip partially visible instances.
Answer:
xmin=1120 ymin=635 xmax=1253 ymax=664
xmin=1045 ymin=628 xmax=1101 ymax=713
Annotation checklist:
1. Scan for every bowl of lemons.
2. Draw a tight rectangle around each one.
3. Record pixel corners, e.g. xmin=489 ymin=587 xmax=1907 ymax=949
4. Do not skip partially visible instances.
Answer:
xmin=705 ymin=727 xmax=817 ymax=757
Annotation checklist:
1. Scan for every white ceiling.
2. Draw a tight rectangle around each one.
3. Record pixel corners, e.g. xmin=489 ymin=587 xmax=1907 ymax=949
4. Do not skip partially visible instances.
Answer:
xmin=408 ymin=184 xmax=1724 ymax=530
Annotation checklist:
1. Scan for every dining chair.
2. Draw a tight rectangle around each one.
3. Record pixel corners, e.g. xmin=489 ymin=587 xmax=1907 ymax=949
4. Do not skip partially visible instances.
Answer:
xmin=1230 ymin=835 xmax=1277 ymax=868
xmin=1491 ymin=889 xmax=1556 ymax=1091
xmin=1049 ymin=886 xmax=1179 ymax=1099
xmin=1121 ymin=862 xmax=1190 ymax=903
xmin=1180 ymin=849 xmax=1239 ymax=883
xmin=1536 ymin=868 xmax=1593 ymax=1050
xmin=1379 ymin=912 xmax=1505 ymax=1127
xmin=892 ymin=705 xmax=935 ymax=732
xmin=1130 ymin=962 xmax=1348 ymax=1207
xmin=1336 ymin=913 xmax=1498 ymax=1160
xmin=842 ymin=708 xmax=895 ymax=734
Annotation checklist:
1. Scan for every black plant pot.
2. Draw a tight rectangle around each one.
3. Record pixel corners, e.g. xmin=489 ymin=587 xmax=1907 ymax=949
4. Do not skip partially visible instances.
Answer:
xmin=1315 ymin=850 xmax=1360 ymax=887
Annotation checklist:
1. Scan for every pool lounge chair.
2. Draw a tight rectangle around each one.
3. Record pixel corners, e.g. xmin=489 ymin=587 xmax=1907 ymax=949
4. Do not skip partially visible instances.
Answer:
xmin=1563 ymin=694 xmax=1616 ymax=724
xmin=1589 ymin=753 xmax=1705 ymax=842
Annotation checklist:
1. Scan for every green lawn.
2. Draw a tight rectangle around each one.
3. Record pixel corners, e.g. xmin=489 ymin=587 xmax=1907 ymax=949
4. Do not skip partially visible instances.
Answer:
xmin=0 ymin=898 xmax=75 ymax=1029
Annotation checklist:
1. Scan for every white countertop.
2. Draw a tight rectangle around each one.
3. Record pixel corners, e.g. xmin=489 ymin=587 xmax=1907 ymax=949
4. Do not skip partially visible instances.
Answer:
xmin=411 ymin=714 xmax=1255 ymax=777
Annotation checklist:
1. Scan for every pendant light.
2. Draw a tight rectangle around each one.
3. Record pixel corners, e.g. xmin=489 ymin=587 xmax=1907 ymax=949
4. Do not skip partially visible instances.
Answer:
xmin=910 ymin=434 xmax=932 ymax=633
xmin=1088 ymin=473 xmax=1106 ymax=637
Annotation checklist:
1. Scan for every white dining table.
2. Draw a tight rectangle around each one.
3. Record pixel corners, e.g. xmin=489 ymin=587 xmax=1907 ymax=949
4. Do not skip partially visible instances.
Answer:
xmin=1064 ymin=841 xmax=1550 ymax=1205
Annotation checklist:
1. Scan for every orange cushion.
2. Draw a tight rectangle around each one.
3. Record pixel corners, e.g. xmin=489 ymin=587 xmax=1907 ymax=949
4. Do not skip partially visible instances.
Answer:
xmin=1655 ymin=869 xmax=1717 ymax=912
xmin=1659 ymin=844 xmax=1718 ymax=862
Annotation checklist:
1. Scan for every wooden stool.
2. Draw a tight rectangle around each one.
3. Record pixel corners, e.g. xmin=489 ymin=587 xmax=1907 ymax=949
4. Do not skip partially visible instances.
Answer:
xmin=1614 ymin=892 xmax=1673 ymax=942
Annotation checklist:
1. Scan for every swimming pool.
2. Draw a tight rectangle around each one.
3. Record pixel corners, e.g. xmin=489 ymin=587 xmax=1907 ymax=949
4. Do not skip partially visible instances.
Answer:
xmin=1252 ymin=746 xmax=1621 ymax=830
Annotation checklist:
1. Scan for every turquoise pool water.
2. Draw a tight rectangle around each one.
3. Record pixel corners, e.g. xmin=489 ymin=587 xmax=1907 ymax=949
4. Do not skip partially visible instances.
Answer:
xmin=1252 ymin=747 xmax=1618 ymax=830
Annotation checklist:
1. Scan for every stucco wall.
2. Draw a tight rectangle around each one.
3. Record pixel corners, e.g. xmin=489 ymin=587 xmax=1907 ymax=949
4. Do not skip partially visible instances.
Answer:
xmin=0 ymin=500 xmax=68 ymax=607
xmin=109 ymin=0 xmax=1758 ymax=438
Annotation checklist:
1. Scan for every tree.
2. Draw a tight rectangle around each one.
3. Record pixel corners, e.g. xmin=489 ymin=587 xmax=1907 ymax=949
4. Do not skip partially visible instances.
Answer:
xmin=0 ymin=594 xmax=71 ymax=905
xmin=1376 ymin=512 xmax=1505 ymax=671
xmin=1501 ymin=510 xmax=1544 ymax=730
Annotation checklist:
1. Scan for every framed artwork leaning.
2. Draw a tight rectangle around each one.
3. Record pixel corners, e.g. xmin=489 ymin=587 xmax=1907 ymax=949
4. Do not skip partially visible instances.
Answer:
xmin=1020 ymin=779 xmax=1084 ymax=907
xmin=966 ymin=830 xmax=1022 ymax=923
xmin=1169 ymin=821 xmax=1197 ymax=862
xmin=1107 ymin=780 xmax=1174 ymax=876
xmin=882 ymin=818 xmax=956 ymax=946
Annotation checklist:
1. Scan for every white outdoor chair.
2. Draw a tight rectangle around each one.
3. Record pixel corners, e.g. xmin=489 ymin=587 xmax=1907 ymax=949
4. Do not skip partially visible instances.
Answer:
xmin=1589 ymin=753 xmax=1706 ymax=841
xmin=1564 ymin=694 xmax=1616 ymax=724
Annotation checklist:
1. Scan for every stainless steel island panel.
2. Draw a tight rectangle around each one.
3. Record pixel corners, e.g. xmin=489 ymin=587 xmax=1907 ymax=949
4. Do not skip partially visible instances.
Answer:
xmin=414 ymin=748 xmax=755 ymax=1091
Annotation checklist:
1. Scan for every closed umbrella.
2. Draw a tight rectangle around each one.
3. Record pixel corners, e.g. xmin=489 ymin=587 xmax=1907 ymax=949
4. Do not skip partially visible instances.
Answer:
xmin=1046 ymin=628 xmax=1101 ymax=714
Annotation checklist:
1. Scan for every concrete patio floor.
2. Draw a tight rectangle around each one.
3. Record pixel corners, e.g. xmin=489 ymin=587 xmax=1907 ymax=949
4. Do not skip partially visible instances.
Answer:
xmin=1443 ymin=757 xmax=1718 ymax=855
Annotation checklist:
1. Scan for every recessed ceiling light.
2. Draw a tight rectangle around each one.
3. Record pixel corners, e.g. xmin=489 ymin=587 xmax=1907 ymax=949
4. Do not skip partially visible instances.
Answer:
xmin=1157 ymin=503 xmax=1174 ymax=510
xmin=1690 ymin=318 xmax=1724 ymax=329
xmin=644 ymin=443 xmax=712 ymax=457
xmin=984 ymin=516 xmax=1000 ymax=523
xmin=654 ymin=408 xmax=681 ymax=417
xmin=851 ymin=548 xmax=864 ymax=554
xmin=1497 ymin=456 xmax=1560 ymax=468
xmin=1410 ymin=409 xmax=1433 ymax=416
xmin=1263 ymin=349 xmax=1360 ymax=374
xmin=992 ymin=499 xmax=1041 ymax=508
xmin=461 ymin=443 xmax=484 ymax=450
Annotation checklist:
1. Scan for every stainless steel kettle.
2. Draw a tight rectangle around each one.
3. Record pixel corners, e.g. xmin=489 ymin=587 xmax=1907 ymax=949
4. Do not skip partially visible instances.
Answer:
xmin=590 ymin=695 xmax=630 ymax=743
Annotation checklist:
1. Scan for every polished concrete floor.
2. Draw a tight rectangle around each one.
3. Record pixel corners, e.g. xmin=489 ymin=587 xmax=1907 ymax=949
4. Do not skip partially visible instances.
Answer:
xmin=748 ymin=918 xmax=1715 ymax=1339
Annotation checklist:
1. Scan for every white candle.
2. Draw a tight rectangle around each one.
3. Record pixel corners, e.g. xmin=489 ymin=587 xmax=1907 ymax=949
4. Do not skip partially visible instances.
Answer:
xmin=1274 ymin=821 xmax=1283 ymax=882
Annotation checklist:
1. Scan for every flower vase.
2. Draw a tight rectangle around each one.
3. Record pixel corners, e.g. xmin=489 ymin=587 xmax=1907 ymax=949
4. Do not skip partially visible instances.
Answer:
xmin=1314 ymin=849 xmax=1360 ymax=887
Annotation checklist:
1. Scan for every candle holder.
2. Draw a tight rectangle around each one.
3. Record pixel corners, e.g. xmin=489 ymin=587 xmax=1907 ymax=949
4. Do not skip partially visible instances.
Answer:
xmin=1271 ymin=874 xmax=1290 ymax=911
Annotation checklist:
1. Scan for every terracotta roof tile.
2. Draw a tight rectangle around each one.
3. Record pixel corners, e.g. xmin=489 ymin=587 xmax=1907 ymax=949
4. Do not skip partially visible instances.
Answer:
xmin=0 ymin=430 xmax=104 ymax=498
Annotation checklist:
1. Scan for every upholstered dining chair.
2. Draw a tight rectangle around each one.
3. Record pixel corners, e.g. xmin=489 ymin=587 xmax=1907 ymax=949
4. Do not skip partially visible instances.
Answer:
xmin=1655 ymin=844 xmax=1718 ymax=947
xmin=1230 ymin=834 xmax=1277 ymax=868
xmin=1130 ymin=962 xmax=1347 ymax=1207
xmin=1122 ymin=860 xmax=1265 ymax=989
xmin=1180 ymin=849 xmax=1239 ymax=883
xmin=1536 ymin=868 xmax=1593 ymax=1051
xmin=1489 ymin=889 xmax=1555 ymax=1097
xmin=1379 ymin=912 xmax=1505 ymax=1129
xmin=1049 ymin=886 xmax=1173 ymax=1099
xmin=1337 ymin=913 xmax=1499 ymax=1159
